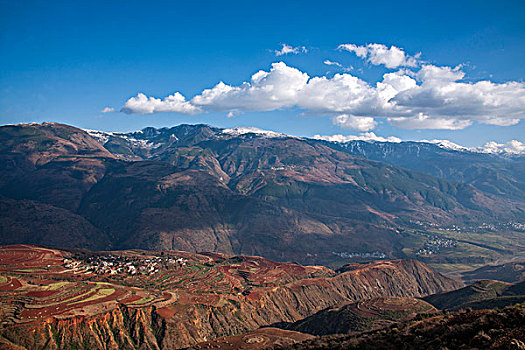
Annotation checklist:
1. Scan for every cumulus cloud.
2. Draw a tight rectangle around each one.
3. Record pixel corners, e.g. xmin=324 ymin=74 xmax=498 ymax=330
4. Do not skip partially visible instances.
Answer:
xmin=121 ymin=92 xmax=201 ymax=115
xmin=313 ymin=132 xmax=402 ymax=143
xmin=101 ymin=107 xmax=115 ymax=113
xmin=476 ymin=140 xmax=525 ymax=154
xmin=120 ymin=47 xmax=525 ymax=131
xmin=338 ymin=43 xmax=418 ymax=68
xmin=332 ymin=114 xmax=377 ymax=131
xmin=192 ymin=62 xmax=309 ymax=112
xmin=274 ymin=43 xmax=307 ymax=56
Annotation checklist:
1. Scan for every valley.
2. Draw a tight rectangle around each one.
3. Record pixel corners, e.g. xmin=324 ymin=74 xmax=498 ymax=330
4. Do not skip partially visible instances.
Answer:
xmin=1 ymin=122 xmax=524 ymax=272
xmin=0 ymin=122 xmax=524 ymax=349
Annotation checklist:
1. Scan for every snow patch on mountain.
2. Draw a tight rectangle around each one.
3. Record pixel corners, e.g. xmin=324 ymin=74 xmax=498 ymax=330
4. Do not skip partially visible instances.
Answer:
xmin=84 ymin=129 xmax=162 ymax=149
xmin=421 ymin=139 xmax=469 ymax=152
xmin=84 ymin=126 xmax=524 ymax=155
xmin=419 ymin=139 xmax=524 ymax=154
xmin=84 ymin=130 xmax=114 ymax=145
xmin=221 ymin=127 xmax=290 ymax=138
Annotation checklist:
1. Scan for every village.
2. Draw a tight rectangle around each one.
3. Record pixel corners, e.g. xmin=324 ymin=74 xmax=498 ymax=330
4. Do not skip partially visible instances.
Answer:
xmin=410 ymin=220 xmax=525 ymax=234
xmin=63 ymin=253 xmax=188 ymax=276
xmin=417 ymin=236 xmax=457 ymax=256
xmin=332 ymin=251 xmax=387 ymax=259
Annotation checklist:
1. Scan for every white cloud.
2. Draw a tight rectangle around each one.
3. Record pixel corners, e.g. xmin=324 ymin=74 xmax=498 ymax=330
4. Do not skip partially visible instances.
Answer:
xmin=101 ymin=107 xmax=115 ymax=113
xmin=313 ymin=132 xmax=402 ymax=143
xmin=388 ymin=115 xmax=473 ymax=130
xmin=120 ymin=50 xmax=525 ymax=131
xmin=324 ymin=60 xmax=343 ymax=67
xmin=274 ymin=43 xmax=307 ymax=56
xmin=338 ymin=43 xmax=418 ymax=68
xmin=391 ymin=65 xmax=525 ymax=127
xmin=332 ymin=114 xmax=377 ymax=131
xmin=191 ymin=62 xmax=309 ymax=112
xmin=121 ymin=92 xmax=201 ymax=114
xmin=476 ymin=140 xmax=525 ymax=154
xmin=323 ymin=60 xmax=353 ymax=71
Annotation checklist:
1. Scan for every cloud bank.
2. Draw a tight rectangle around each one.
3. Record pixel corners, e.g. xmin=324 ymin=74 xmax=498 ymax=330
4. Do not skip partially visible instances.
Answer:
xmin=121 ymin=43 xmax=525 ymax=131
xmin=313 ymin=132 xmax=402 ymax=143
xmin=476 ymin=140 xmax=525 ymax=154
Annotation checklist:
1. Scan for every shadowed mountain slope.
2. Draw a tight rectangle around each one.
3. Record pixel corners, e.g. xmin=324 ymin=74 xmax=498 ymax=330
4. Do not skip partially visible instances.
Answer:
xmin=423 ymin=279 xmax=525 ymax=311
xmin=273 ymin=297 xmax=437 ymax=336
xmin=280 ymin=304 xmax=525 ymax=350
xmin=322 ymin=139 xmax=525 ymax=202
xmin=1 ymin=122 xmax=524 ymax=264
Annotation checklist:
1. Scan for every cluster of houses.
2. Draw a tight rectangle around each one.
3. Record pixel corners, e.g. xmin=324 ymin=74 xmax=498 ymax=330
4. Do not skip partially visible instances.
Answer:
xmin=417 ymin=236 xmax=457 ymax=256
xmin=412 ymin=219 xmax=525 ymax=234
xmin=63 ymin=254 xmax=188 ymax=276
xmin=332 ymin=251 xmax=386 ymax=259
xmin=507 ymin=221 xmax=525 ymax=231
xmin=473 ymin=221 xmax=525 ymax=233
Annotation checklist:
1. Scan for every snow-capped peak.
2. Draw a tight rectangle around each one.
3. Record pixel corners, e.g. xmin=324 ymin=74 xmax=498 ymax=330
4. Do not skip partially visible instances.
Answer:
xmin=221 ymin=127 xmax=289 ymax=138
xmin=421 ymin=139 xmax=469 ymax=152
xmin=84 ymin=129 xmax=115 ymax=144
xmin=313 ymin=133 xmax=524 ymax=155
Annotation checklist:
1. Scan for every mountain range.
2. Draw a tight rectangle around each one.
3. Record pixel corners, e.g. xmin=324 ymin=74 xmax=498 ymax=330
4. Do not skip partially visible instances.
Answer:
xmin=1 ymin=122 xmax=524 ymax=266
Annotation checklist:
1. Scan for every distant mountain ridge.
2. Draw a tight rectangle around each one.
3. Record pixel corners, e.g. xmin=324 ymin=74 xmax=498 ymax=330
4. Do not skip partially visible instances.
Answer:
xmin=84 ymin=124 xmax=525 ymax=155
xmin=322 ymin=139 xmax=525 ymax=201
xmin=1 ymin=122 xmax=524 ymax=265
xmin=85 ymin=124 xmax=525 ymax=201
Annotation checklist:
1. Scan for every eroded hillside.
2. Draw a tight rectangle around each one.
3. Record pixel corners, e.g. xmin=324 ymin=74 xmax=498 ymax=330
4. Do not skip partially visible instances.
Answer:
xmin=0 ymin=245 xmax=461 ymax=349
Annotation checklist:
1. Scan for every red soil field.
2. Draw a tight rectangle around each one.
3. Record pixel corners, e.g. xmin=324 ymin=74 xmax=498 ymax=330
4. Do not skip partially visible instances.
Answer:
xmin=0 ymin=245 xmax=64 ymax=271
xmin=25 ymin=290 xmax=57 ymax=298
xmin=0 ymin=277 xmax=22 ymax=291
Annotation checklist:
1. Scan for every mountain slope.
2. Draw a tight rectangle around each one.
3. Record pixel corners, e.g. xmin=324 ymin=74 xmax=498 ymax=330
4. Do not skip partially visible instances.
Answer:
xmin=274 ymin=297 xmax=437 ymax=336
xmin=281 ymin=304 xmax=525 ymax=350
xmin=322 ymin=139 xmax=525 ymax=202
xmin=1 ymin=122 xmax=524 ymax=264
xmin=0 ymin=245 xmax=460 ymax=349
xmin=423 ymin=279 xmax=525 ymax=310
xmin=460 ymin=261 xmax=525 ymax=283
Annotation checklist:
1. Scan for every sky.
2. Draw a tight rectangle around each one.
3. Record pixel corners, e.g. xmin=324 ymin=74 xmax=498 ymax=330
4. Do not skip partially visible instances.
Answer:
xmin=1 ymin=0 xmax=524 ymax=147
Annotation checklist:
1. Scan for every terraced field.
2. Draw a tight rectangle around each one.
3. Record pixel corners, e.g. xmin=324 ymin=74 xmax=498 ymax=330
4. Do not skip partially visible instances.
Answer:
xmin=0 ymin=245 xmax=333 ymax=325
xmin=0 ymin=245 xmax=460 ymax=349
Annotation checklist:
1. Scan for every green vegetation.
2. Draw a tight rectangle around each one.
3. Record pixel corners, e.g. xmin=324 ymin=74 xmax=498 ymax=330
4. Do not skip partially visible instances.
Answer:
xmin=72 ymin=288 xmax=115 ymax=304
xmin=44 ymin=282 xmax=70 ymax=290
xmin=396 ymin=228 xmax=525 ymax=274
xmin=129 ymin=296 xmax=154 ymax=305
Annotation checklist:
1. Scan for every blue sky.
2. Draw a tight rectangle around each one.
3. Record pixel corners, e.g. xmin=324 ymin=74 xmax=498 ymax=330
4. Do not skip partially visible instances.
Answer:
xmin=1 ymin=0 xmax=524 ymax=147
